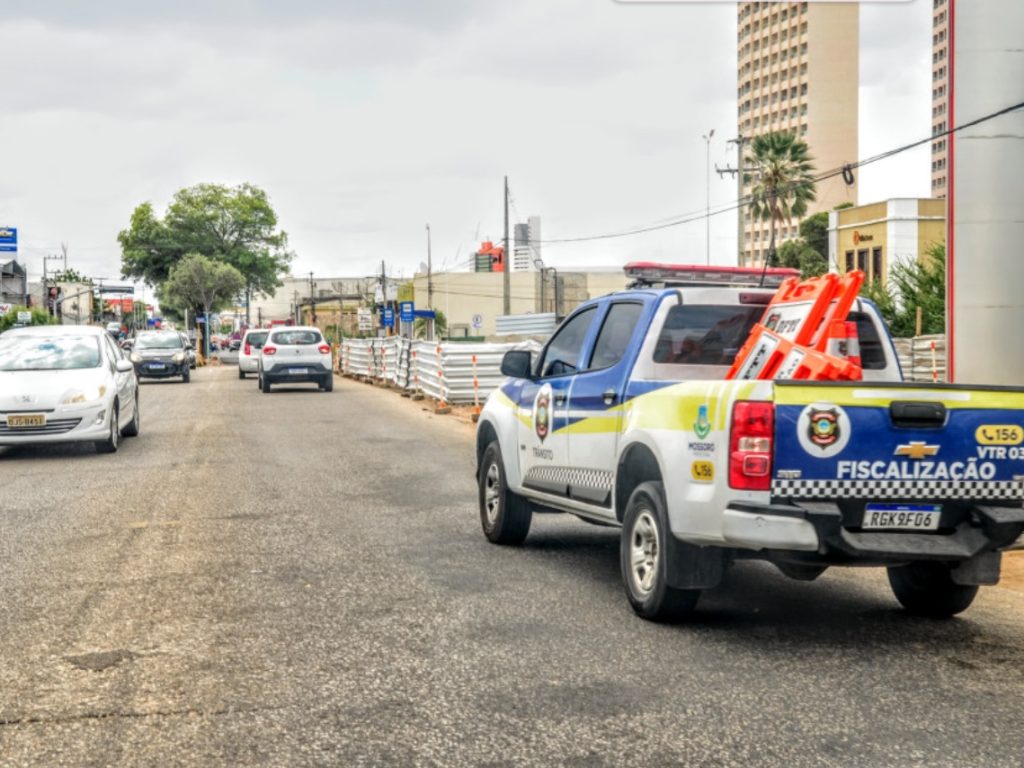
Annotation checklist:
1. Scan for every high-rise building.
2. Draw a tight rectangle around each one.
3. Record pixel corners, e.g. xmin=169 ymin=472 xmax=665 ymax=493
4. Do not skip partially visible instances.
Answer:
xmin=512 ymin=215 xmax=541 ymax=272
xmin=931 ymin=0 xmax=950 ymax=199
xmin=737 ymin=2 xmax=859 ymax=266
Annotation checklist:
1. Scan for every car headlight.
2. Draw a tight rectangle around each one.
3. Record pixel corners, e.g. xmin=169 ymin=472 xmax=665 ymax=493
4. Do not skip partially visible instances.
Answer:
xmin=130 ymin=353 xmax=142 ymax=363
xmin=173 ymin=352 xmax=186 ymax=363
xmin=62 ymin=386 xmax=107 ymax=405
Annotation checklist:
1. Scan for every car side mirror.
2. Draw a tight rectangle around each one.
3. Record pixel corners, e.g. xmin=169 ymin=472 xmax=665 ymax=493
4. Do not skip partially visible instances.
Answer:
xmin=501 ymin=349 xmax=533 ymax=379
xmin=116 ymin=359 xmax=134 ymax=373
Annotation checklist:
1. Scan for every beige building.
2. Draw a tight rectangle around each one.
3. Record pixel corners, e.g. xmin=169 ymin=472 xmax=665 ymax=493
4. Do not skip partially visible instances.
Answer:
xmin=737 ymin=1 xmax=859 ymax=266
xmin=828 ymin=198 xmax=945 ymax=285
xmin=411 ymin=269 xmax=627 ymax=338
xmin=248 ymin=275 xmax=379 ymax=327
xmin=931 ymin=0 xmax=950 ymax=198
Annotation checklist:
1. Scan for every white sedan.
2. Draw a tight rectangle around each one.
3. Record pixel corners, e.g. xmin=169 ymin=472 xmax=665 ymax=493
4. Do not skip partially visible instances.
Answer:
xmin=0 ymin=325 xmax=140 ymax=453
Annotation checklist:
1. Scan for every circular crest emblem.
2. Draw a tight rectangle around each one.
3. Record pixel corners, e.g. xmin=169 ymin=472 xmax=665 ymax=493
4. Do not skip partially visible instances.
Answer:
xmin=796 ymin=402 xmax=851 ymax=458
xmin=534 ymin=384 xmax=552 ymax=443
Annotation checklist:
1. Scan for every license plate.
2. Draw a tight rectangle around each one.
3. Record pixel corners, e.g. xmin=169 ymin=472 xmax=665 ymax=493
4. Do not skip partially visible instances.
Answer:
xmin=7 ymin=413 xmax=46 ymax=428
xmin=862 ymin=504 xmax=941 ymax=531
xmin=288 ymin=367 xmax=307 ymax=375
xmin=149 ymin=362 xmax=166 ymax=369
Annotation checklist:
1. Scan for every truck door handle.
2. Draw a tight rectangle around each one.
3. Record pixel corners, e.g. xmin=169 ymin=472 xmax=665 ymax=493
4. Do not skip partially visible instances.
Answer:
xmin=603 ymin=389 xmax=616 ymax=406
xmin=554 ymin=394 xmax=567 ymax=406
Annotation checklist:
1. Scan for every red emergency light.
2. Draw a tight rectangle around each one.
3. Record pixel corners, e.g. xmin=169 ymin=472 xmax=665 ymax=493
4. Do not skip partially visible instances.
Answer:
xmin=624 ymin=262 xmax=800 ymax=289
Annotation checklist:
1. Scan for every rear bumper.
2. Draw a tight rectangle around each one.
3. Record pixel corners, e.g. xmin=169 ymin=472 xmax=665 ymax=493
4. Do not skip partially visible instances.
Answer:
xmin=263 ymin=362 xmax=331 ymax=383
xmin=722 ymin=500 xmax=1024 ymax=564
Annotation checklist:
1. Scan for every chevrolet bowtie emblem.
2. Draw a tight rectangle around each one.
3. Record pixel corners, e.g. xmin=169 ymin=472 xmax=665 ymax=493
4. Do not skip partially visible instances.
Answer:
xmin=895 ymin=442 xmax=940 ymax=460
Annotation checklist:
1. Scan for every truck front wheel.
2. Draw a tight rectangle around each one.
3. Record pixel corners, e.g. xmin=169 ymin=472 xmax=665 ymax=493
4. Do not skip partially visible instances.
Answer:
xmin=479 ymin=441 xmax=532 ymax=545
xmin=887 ymin=562 xmax=978 ymax=618
xmin=621 ymin=481 xmax=700 ymax=622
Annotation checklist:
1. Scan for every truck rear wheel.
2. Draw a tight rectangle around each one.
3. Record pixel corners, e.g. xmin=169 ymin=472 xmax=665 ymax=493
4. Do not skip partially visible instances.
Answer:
xmin=621 ymin=481 xmax=700 ymax=622
xmin=479 ymin=441 xmax=532 ymax=545
xmin=887 ymin=562 xmax=978 ymax=618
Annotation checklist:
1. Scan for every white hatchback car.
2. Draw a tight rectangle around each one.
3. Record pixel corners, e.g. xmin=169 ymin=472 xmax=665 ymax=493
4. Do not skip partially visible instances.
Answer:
xmin=257 ymin=326 xmax=333 ymax=393
xmin=0 ymin=325 xmax=140 ymax=453
xmin=237 ymin=328 xmax=269 ymax=379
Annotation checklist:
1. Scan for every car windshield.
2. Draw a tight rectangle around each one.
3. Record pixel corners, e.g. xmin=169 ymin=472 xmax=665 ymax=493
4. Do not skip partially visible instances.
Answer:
xmin=136 ymin=333 xmax=183 ymax=350
xmin=0 ymin=335 xmax=102 ymax=371
xmin=271 ymin=330 xmax=321 ymax=345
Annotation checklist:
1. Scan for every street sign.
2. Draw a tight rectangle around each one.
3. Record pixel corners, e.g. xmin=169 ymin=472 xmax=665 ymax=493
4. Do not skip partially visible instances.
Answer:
xmin=17 ymin=310 xmax=31 ymax=323
xmin=382 ymin=307 xmax=395 ymax=328
xmin=96 ymin=285 xmax=135 ymax=295
xmin=0 ymin=227 xmax=17 ymax=253
xmin=399 ymin=301 xmax=415 ymax=323
xmin=357 ymin=308 xmax=373 ymax=331
xmin=471 ymin=313 xmax=483 ymax=329
xmin=0 ymin=303 xmax=10 ymax=316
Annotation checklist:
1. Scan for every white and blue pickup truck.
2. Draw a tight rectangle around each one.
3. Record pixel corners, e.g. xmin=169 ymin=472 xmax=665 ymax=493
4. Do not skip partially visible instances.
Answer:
xmin=475 ymin=264 xmax=1024 ymax=621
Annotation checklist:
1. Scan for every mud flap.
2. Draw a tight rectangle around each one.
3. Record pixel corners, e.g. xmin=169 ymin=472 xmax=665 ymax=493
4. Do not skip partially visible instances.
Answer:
xmin=951 ymin=551 xmax=1002 ymax=586
xmin=664 ymin=536 xmax=728 ymax=590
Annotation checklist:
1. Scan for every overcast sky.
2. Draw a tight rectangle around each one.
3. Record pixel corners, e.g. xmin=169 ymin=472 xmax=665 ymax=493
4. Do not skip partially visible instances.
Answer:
xmin=0 ymin=0 xmax=932 ymax=286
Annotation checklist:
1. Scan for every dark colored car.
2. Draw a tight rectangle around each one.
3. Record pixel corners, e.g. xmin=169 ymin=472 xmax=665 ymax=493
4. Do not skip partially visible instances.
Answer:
xmin=131 ymin=331 xmax=191 ymax=382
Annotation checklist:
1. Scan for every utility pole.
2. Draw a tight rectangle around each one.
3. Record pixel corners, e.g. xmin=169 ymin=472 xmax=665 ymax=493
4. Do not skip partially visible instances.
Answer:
xmin=702 ymin=129 xmax=715 ymax=265
xmin=425 ymin=223 xmax=434 ymax=310
xmin=308 ymin=271 xmax=317 ymax=325
xmin=717 ymin=133 xmax=749 ymax=264
xmin=502 ymin=176 xmax=510 ymax=316
xmin=379 ymin=259 xmax=388 ymax=337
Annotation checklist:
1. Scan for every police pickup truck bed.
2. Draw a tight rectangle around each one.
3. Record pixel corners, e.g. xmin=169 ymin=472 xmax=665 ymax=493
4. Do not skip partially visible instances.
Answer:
xmin=475 ymin=266 xmax=1024 ymax=621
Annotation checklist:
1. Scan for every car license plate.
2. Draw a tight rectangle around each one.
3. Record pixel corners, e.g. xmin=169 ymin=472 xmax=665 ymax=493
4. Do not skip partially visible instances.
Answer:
xmin=862 ymin=504 xmax=941 ymax=531
xmin=149 ymin=362 xmax=166 ymax=369
xmin=288 ymin=367 xmax=307 ymax=375
xmin=7 ymin=413 xmax=46 ymax=428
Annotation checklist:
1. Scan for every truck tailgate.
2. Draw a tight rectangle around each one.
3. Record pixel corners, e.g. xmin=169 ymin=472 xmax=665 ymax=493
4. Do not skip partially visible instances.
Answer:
xmin=771 ymin=382 xmax=1024 ymax=503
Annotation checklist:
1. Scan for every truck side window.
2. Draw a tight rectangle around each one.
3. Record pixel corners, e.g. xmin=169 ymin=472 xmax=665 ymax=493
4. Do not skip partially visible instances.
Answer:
xmin=588 ymin=302 xmax=644 ymax=370
xmin=850 ymin=311 xmax=887 ymax=370
xmin=536 ymin=307 xmax=597 ymax=378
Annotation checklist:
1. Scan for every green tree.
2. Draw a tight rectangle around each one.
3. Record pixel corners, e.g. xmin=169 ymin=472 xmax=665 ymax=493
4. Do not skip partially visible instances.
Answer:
xmin=745 ymin=132 xmax=816 ymax=265
xmin=0 ymin=306 xmax=57 ymax=333
xmin=118 ymin=183 xmax=293 ymax=311
xmin=777 ymin=238 xmax=827 ymax=278
xmin=50 ymin=268 xmax=92 ymax=284
xmin=798 ymin=211 xmax=829 ymax=261
xmin=861 ymin=243 xmax=945 ymax=337
xmin=162 ymin=254 xmax=245 ymax=355
xmin=414 ymin=309 xmax=447 ymax=340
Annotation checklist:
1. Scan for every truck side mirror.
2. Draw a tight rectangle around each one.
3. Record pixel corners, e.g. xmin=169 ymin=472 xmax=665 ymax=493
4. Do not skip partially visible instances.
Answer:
xmin=501 ymin=349 xmax=533 ymax=379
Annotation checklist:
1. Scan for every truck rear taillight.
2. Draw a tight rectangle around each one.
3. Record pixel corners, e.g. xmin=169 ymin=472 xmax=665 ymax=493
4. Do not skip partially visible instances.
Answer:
xmin=729 ymin=401 xmax=774 ymax=491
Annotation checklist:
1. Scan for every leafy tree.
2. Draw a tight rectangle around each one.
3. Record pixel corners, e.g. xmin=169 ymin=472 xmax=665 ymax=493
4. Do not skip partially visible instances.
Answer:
xmin=0 ymin=306 xmax=57 ymax=333
xmin=50 ymin=268 xmax=92 ymax=284
xmin=798 ymin=212 xmax=829 ymax=261
xmin=162 ymin=254 xmax=245 ymax=355
xmin=777 ymin=238 xmax=827 ymax=278
xmin=745 ymin=132 xmax=816 ymax=265
xmin=118 ymin=183 xmax=293 ymax=312
xmin=860 ymin=243 xmax=945 ymax=337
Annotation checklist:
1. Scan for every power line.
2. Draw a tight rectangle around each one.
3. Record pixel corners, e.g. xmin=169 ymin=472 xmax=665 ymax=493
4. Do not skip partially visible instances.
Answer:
xmin=533 ymin=99 xmax=1024 ymax=246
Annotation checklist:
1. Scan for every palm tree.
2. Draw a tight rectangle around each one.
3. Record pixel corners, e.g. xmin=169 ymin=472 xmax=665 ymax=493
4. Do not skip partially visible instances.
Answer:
xmin=745 ymin=132 xmax=816 ymax=266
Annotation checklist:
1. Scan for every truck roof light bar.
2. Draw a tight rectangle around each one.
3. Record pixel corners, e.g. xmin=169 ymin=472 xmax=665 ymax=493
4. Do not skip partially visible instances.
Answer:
xmin=624 ymin=262 xmax=800 ymax=289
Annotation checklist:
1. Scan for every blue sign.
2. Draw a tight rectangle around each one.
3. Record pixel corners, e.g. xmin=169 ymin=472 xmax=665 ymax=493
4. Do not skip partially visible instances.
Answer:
xmin=413 ymin=309 xmax=436 ymax=320
xmin=382 ymin=307 xmax=395 ymax=328
xmin=0 ymin=226 xmax=17 ymax=253
xmin=399 ymin=301 xmax=414 ymax=323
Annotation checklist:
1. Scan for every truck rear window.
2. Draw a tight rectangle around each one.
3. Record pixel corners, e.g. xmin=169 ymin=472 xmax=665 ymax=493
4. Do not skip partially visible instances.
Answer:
xmin=653 ymin=305 xmax=764 ymax=366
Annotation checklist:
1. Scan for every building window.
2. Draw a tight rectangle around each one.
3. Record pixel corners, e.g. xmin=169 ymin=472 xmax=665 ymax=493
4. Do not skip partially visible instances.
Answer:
xmin=857 ymin=249 xmax=869 ymax=273
xmin=871 ymin=247 xmax=884 ymax=282
xmin=845 ymin=251 xmax=855 ymax=273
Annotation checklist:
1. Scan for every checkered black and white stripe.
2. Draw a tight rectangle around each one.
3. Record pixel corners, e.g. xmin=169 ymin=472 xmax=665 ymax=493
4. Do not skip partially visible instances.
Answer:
xmin=525 ymin=466 xmax=614 ymax=493
xmin=772 ymin=478 xmax=1024 ymax=501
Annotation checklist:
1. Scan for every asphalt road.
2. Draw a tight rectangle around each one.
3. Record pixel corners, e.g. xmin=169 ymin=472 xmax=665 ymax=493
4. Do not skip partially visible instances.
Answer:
xmin=3 ymin=365 xmax=1024 ymax=767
